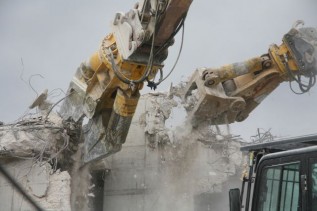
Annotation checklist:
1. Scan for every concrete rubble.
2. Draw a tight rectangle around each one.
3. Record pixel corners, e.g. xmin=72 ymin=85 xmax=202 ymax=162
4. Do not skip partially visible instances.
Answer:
xmin=103 ymin=85 xmax=244 ymax=211
xmin=0 ymin=112 xmax=74 ymax=210
xmin=0 ymin=82 xmax=245 ymax=211
xmin=0 ymin=159 xmax=71 ymax=211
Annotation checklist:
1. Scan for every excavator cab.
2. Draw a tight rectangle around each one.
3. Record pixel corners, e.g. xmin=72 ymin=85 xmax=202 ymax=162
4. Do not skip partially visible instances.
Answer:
xmin=229 ymin=134 xmax=317 ymax=211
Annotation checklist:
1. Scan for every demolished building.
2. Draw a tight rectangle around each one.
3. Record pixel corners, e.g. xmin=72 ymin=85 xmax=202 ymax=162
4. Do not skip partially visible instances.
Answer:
xmin=0 ymin=85 xmax=244 ymax=211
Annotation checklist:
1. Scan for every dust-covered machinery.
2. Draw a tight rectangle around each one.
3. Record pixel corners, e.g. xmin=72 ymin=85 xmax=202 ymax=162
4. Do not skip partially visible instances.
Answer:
xmin=58 ymin=0 xmax=317 ymax=164
xmin=59 ymin=0 xmax=192 ymax=164
xmin=184 ymin=21 xmax=317 ymax=125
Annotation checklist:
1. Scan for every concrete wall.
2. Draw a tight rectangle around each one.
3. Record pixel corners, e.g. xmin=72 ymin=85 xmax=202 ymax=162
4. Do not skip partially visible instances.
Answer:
xmin=0 ymin=115 xmax=72 ymax=211
xmin=0 ymin=160 xmax=71 ymax=211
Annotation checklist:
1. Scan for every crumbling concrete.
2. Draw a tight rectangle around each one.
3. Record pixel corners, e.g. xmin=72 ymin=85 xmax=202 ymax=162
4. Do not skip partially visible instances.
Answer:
xmin=0 ymin=115 xmax=62 ymax=158
xmin=103 ymin=89 xmax=244 ymax=211
xmin=0 ymin=82 xmax=245 ymax=211
xmin=0 ymin=112 xmax=82 ymax=211
xmin=0 ymin=159 xmax=71 ymax=211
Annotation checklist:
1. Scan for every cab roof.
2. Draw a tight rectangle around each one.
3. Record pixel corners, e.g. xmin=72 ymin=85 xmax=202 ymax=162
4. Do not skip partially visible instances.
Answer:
xmin=240 ymin=133 xmax=317 ymax=153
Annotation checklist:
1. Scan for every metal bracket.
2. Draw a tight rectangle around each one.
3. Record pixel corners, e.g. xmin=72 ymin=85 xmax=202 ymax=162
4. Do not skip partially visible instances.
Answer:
xmin=112 ymin=10 xmax=145 ymax=60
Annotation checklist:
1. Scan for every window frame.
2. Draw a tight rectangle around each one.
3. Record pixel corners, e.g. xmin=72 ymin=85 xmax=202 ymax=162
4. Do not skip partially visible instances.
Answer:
xmin=252 ymin=154 xmax=305 ymax=211
xmin=307 ymin=157 xmax=317 ymax=211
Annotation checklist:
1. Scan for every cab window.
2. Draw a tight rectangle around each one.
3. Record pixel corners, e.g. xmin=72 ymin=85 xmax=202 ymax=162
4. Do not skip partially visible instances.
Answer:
xmin=257 ymin=162 xmax=300 ymax=211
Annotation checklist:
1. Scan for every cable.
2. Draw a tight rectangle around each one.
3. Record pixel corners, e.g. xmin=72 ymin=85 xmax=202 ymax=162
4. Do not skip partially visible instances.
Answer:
xmin=28 ymin=74 xmax=44 ymax=97
xmin=40 ymin=129 xmax=69 ymax=167
xmin=140 ymin=0 xmax=149 ymax=23
xmin=44 ymin=92 xmax=72 ymax=120
xmin=108 ymin=0 xmax=160 ymax=86
xmin=146 ymin=16 xmax=186 ymax=90
xmin=109 ymin=1 xmax=186 ymax=90
xmin=157 ymin=20 xmax=185 ymax=84
xmin=284 ymin=54 xmax=316 ymax=94
xmin=154 ymin=14 xmax=186 ymax=57
xmin=146 ymin=68 xmax=163 ymax=90
xmin=287 ymin=65 xmax=316 ymax=94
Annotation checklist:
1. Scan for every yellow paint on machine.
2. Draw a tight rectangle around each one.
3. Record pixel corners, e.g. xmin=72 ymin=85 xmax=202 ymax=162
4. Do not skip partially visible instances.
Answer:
xmin=113 ymin=89 xmax=140 ymax=117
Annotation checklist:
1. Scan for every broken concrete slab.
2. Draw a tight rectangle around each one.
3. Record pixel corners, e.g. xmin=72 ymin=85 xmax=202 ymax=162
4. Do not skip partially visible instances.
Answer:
xmin=0 ymin=114 xmax=65 ymax=159
xmin=26 ymin=163 xmax=50 ymax=198
xmin=0 ymin=159 xmax=71 ymax=211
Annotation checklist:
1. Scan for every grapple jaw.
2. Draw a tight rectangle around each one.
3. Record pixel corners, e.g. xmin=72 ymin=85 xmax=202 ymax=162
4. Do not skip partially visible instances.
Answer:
xmin=183 ymin=67 xmax=281 ymax=126
xmin=283 ymin=23 xmax=317 ymax=76
xmin=183 ymin=68 xmax=247 ymax=125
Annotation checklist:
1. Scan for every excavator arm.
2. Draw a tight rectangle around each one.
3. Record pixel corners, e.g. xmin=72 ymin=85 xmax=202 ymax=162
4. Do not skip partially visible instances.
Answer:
xmin=183 ymin=22 xmax=317 ymax=126
xmin=59 ymin=0 xmax=192 ymax=164
xmin=59 ymin=0 xmax=317 ymax=165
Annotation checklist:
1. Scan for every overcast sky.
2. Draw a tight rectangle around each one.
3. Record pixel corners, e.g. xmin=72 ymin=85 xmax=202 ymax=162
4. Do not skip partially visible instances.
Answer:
xmin=1 ymin=0 xmax=317 ymax=141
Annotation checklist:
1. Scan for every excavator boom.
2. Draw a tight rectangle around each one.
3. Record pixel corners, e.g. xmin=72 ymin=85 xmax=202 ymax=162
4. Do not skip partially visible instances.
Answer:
xmin=59 ymin=0 xmax=193 ymax=164
xmin=58 ymin=0 xmax=317 ymax=165
xmin=183 ymin=23 xmax=317 ymax=125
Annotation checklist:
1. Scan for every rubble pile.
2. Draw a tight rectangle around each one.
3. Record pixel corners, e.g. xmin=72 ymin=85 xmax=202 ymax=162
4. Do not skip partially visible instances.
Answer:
xmin=0 ymin=117 xmax=63 ymax=159
xmin=0 ymin=112 xmax=85 ymax=210
xmin=0 ymin=81 xmax=245 ymax=211
xmin=103 ymin=86 xmax=244 ymax=211
xmin=143 ymin=90 xmax=243 ymax=193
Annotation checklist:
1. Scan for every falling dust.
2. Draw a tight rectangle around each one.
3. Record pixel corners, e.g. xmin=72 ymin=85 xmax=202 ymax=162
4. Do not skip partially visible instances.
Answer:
xmin=103 ymin=81 xmax=244 ymax=211
xmin=0 ymin=78 xmax=244 ymax=211
xmin=147 ymin=90 xmax=243 ymax=210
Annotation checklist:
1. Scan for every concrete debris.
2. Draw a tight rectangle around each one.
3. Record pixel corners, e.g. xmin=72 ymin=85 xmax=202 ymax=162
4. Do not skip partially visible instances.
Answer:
xmin=44 ymin=170 xmax=71 ymax=210
xmin=0 ymin=115 xmax=63 ymax=158
xmin=26 ymin=163 xmax=50 ymax=198
xmin=0 ymin=110 xmax=81 ymax=168
xmin=29 ymin=89 xmax=52 ymax=113
xmin=0 ymin=80 xmax=244 ymax=211
xmin=250 ymin=128 xmax=276 ymax=143
xmin=142 ymin=91 xmax=243 ymax=194
xmin=0 ymin=104 xmax=83 ymax=210
xmin=143 ymin=92 xmax=178 ymax=147
xmin=0 ymin=159 xmax=71 ymax=211
xmin=103 ymin=88 xmax=244 ymax=211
